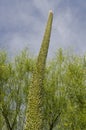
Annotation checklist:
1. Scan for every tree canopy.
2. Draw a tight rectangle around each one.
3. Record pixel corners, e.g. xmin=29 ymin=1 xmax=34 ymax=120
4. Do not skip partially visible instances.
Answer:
xmin=0 ymin=49 xmax=86 ymax=130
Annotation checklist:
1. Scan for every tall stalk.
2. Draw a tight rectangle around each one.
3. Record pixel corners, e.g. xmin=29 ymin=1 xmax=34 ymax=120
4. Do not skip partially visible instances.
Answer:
xmin=24 ymin=10 xmax=53 ymax=130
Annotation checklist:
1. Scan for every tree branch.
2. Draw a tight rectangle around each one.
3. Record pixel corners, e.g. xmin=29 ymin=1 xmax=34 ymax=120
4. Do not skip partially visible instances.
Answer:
xmin=49 ymin=111 xmax=61 ymax=130
xmin=2 ymin=109 xmax=12 ymax=130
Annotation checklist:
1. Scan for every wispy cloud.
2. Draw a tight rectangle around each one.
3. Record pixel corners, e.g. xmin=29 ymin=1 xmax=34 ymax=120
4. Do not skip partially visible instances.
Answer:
xmin=0 ymin=0 xmax=86 ymax=58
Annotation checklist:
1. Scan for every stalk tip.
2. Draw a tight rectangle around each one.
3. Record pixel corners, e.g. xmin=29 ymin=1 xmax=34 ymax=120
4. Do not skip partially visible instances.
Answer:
xmin=49 ymin=10 xmax=53 ymax=14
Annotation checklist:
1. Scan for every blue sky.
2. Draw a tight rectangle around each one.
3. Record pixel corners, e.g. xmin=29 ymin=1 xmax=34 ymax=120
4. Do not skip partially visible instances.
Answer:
xmin=0 ymin=0 xmax=86 ymax=58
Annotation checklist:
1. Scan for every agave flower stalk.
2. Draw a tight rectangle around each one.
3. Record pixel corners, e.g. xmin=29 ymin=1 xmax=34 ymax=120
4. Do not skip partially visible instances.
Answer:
xmin=24 ymin=10 xmax=53 ymax=130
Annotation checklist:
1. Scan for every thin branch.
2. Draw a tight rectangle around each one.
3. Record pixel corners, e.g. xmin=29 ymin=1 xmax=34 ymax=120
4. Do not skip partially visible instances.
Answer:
xmin=2 ymin=109 xmax=12 ymax=130
xmin=49 ymin=111 xmax=61 ymax=130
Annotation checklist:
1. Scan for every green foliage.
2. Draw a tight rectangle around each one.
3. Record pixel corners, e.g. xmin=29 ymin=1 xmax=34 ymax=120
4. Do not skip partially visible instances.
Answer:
xmin=0 ymin=49 xmax=86 ymax=130
xmin=54 ymin=52 xmax=86 ymax=130
xmin=0 ymin=50 xmax=34 ymax=130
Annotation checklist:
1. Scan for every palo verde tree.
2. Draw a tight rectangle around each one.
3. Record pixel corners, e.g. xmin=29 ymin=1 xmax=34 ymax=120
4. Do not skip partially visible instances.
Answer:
xmin=0 ymin=49 xmax=85 ymax=130
xmin=24 ymin=10 xmax=53 ymax=130
xmin=0 ymin=50 xmax=34 ymax=130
